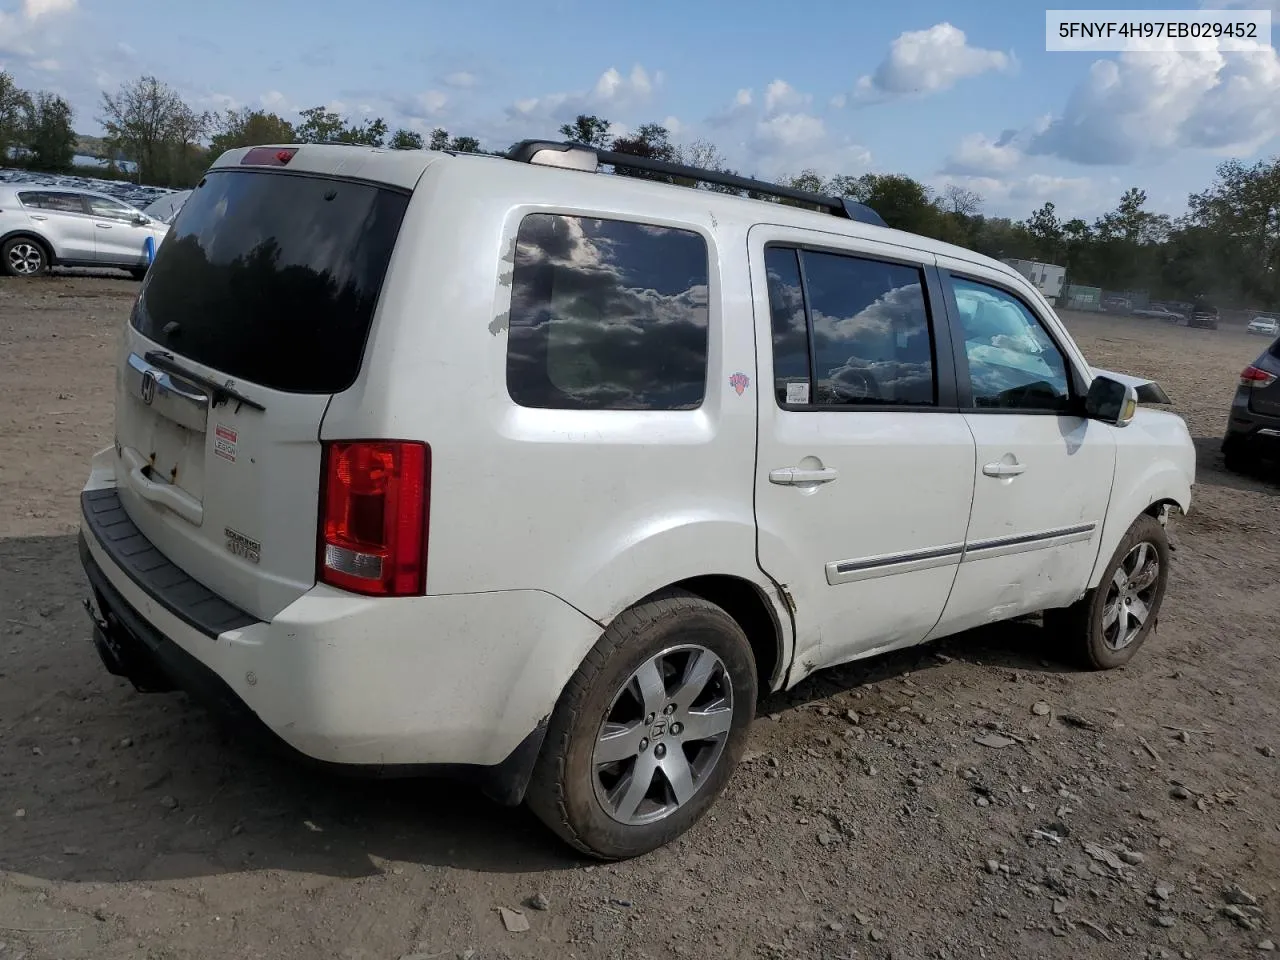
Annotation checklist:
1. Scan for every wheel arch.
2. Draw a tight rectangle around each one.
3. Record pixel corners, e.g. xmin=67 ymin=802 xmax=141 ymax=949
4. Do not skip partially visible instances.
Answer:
xmin=1088 ymin=469 xmax=1190 ymax=590
xmin=632 ymin=574 xmax=790 ymax=699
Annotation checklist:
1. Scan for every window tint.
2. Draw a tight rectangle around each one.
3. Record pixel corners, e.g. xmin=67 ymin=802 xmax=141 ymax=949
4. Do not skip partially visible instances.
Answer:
xmin=20 ymin=192 xmax=85 ymax=214
xmin=782 ymin=249 xmax=935 ymax=407
xmin=951 ymin=277 xmax=1071 ymax=412
xmin=506 ymin=214 xmax=710 ymax=410
xmin=88 ymin=196 xmax=137 ymax=220
xmin=764 ymin=247 xmax=811 ymax=406
xmin=132 ymin=170 xmax=409 ymax=393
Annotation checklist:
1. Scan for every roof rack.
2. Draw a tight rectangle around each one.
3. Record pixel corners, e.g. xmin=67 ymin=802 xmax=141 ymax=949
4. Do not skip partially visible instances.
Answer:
xmin=505 ymin=139 xmax=888 ymax=228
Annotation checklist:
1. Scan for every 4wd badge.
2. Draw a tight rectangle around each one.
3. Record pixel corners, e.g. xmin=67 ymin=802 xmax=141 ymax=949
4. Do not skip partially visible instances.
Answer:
xmin=225 ymin=527 xmax=261 ymax=564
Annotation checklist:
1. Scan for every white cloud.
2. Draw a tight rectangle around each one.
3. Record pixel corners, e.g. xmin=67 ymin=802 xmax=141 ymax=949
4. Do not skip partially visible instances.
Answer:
xmin=1029 ymin=39 xmax=1280 ymax=164
xmin=503 ymin=63 xmax=657 ymax=127
xmin=855 ymin=23 xmax=1012 ymax=101
xmin=763 ymin=79 xmax=810 ymax=115
xmin=933 ymin=172 xmax=1105 ymax=218
xmin=443 ymin=71 xmax=477 ymax=88
xmin=943 ymin=131 xmax=1025 ymax=176
xmin=754 ymin=111 xmax=825 ymax=149
xmin=400 ymin=89 xmax=447 ymax=118
xmin=30 ymin=57 xmax=58 ymax=71
xmin=22 ymin=0 xmax=76 ymax=20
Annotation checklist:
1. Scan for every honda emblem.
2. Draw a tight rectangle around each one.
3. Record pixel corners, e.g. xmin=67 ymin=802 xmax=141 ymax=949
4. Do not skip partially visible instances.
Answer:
xmin=140 ymin=370 xmax=157 ymax=406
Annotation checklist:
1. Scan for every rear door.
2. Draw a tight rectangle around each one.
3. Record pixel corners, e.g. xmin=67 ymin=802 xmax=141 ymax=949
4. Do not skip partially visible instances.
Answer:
xmin=20 ymin=191 xmax=97 ymax=262
xmin=750 ymin=226 xmax=976 ymax=671
xmin=113 ymin=166 xmax=410 ymax=621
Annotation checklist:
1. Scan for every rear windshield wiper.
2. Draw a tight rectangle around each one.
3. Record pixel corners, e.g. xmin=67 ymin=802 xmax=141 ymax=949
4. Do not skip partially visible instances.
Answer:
xmin=144 ymin=350 xmax=267 ymax=413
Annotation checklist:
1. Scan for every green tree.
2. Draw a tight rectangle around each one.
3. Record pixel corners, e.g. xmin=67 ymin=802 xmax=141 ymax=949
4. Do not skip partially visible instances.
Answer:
xmin=1023 ymin=201 xmax=1065 ymax=263
xmin=209 ymin=108 xmax=295 ymax=157
xmin=22 ymin=92 xmax=75 ymax=172
xmin=99 ymin=75 xmax=210 ymax=185
xmin=0 ymin=71 xmax=32 ymax=165
xmin=449 ymin=135 xmax=480 ymax=153
xmin=559 ymin=114 xmax=611 ymax=148
xmin=610 ymin=123 xmax=674 ymax=180
xmin=389 ymin=128 xmax=424 ymax=150
xmin=296 ymin=106 xmax=386 ymax=146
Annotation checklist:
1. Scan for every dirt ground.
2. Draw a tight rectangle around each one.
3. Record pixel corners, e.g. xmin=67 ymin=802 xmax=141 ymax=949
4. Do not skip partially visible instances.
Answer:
xmin=1 ymin=275 xmax=1277 ymax=960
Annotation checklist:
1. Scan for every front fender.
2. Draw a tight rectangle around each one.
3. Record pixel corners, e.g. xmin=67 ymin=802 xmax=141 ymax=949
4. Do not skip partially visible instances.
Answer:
xmin=1088 ymin=413 xmax=1194 ymax=588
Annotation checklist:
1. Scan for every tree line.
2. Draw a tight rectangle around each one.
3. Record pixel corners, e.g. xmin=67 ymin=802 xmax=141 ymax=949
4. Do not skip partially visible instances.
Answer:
xmin=2 ymin=70 xmax=1277 ymax=310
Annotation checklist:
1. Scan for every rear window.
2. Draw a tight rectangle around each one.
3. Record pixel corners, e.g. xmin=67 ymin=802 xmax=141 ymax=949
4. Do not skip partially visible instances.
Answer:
xmin=132 ymin=170 xmax=409 ymax=393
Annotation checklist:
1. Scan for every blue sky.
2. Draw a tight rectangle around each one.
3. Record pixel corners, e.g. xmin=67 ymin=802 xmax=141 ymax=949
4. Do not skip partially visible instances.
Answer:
xmin=3 ymin=0 xmax=1279 ymax=220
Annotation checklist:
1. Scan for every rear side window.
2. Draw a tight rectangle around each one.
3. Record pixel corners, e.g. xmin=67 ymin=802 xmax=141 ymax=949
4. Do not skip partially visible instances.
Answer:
xmin=506 ymin=213 xmax=710 ymax=410
xmin=765 ymin=245 xmax=936 ymax=407
xmin=19 ymin=192 xmax=86 ymax=214
xmin=132 ymin=170 xmax=409 ymax=394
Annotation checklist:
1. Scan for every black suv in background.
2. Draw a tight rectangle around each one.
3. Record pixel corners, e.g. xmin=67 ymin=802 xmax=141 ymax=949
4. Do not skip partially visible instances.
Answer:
xmin=1190 ymin=300 xmax=1220 ymax=329
xmin=1223 ymin=333 xmax=1280 ymax=474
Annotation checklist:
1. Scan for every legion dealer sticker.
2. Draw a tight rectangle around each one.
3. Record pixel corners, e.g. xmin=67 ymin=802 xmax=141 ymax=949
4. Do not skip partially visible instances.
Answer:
xmin=214 ymin=424 xmax=238 ymax=463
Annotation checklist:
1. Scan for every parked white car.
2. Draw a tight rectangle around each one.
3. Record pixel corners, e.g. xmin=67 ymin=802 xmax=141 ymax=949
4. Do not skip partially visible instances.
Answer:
xmin=1247 ymin=316 xmax=1279 ymax=336
xmin=1131 ymin=304 xmax=1185 ymax=323
xmin=0 ymin=184 xmax=169 ymax=278
xmin=78 ymin=141 xmax=1197 ymax=860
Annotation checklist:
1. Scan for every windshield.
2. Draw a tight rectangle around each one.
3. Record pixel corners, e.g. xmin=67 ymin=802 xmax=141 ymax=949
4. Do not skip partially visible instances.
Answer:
xmin=132 ymin=170 xmax=409 ymax=393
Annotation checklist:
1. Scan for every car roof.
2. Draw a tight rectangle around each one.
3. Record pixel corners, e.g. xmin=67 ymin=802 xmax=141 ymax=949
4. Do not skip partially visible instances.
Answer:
xmin=209 ymin=143 xmax=1029 ymax=285
xmin=0 ymin=183 xmax=139 ymax=205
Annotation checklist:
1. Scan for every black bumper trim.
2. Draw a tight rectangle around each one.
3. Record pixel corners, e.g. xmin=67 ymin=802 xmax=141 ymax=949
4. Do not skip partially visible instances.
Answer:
xmin=81 ymin=488 xmax=258 ymax=638
xmin=77 ymin=532 xmax=546 ymax=805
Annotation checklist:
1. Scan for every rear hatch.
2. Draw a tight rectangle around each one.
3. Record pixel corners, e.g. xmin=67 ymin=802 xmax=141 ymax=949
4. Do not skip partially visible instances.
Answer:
xmin=112 ymin=159 xmax=411 ymax=621
xmin=1247 ymin=339 xmax=1280 ymax=418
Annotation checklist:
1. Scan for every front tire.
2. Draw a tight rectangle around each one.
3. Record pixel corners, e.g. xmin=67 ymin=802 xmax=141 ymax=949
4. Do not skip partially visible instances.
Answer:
xmin=2 ymin=237 xmax=48 ymax=277
xmin=526 ymin=591 xmax=757 ymax=860
xmin=1046 ymin=514 xmax=1170 ymax=670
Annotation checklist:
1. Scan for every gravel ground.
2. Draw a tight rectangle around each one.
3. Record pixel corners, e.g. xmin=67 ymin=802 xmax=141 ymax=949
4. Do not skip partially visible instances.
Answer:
xmin=1 ymin=275 xmax=1277 ymax=960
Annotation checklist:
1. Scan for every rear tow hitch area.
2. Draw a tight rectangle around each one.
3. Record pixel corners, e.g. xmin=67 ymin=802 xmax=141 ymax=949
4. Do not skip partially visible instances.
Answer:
xmin=83 ymin=593 xmax=175 ymax=693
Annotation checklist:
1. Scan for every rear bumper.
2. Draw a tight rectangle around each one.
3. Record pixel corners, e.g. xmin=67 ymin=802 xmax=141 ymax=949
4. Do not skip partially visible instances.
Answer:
xmin=78 ymin=477 xmax=602 ymax=804
xmin=1223 ymin=392 xmax=1280 ymax=455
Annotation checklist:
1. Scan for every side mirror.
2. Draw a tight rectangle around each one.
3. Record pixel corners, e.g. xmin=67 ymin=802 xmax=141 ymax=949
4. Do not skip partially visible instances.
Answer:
xmin=133 ymin=214 xmax=150 ymax=225
xmin=1085 ymin=374 xmax=1139 ymax=427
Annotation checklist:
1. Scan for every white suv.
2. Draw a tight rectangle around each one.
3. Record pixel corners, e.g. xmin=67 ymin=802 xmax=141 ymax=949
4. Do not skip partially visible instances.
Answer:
xmin=79 ymin=141 xmax=1196 ymax=859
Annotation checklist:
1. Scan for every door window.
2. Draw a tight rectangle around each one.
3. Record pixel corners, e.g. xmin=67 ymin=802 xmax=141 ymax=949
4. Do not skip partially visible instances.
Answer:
xmin=19 ymin=192 xmax=87 ymax=214
xmin=87 ymin=196 xmax=140 ymax=221
xmin=950 ymin=276 xmax=1071 ymax=413
xmin=764 ymin=245 xmax=936 ymax=408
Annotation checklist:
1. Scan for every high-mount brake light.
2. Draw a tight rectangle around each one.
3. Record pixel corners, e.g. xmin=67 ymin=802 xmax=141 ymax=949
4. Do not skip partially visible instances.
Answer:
xmin=241 ymin=147 xmax=297 ymax=166
xmin=1240 ymin=365 xmax=1278 ymax=389
xmin=318 ymin=441 xmax=430 ymax=597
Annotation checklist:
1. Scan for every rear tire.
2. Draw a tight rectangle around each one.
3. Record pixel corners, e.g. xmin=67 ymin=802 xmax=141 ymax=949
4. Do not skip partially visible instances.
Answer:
xmin=525 ymin=590 xmax=756 ymax=860
xmin=1223 ymin=440 xmax=1253 ymax=475
xmin=2 ymin=237 xmax=48 ymax=277
xmin=1045 ymin=514 xmax=1170 ymax=670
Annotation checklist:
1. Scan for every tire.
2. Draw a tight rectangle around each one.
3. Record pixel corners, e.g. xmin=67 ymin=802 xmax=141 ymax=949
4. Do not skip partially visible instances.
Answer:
xmin=1223 ymin=440 xmax=1253 ymax=475
xmin=129 ymin=267 xmax=149 ymax=281
xmin=526 ymin=590 xmax=757 ymax=860
xmin=2 ymin=236 xmax=49 ymax=277
xmin=1045 ymin=514 xmax=1170 ymax=670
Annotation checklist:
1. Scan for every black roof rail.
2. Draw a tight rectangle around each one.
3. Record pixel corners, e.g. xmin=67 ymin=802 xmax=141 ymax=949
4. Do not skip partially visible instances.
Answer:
xmin=505 ymin=139 xmax=887 ymax=228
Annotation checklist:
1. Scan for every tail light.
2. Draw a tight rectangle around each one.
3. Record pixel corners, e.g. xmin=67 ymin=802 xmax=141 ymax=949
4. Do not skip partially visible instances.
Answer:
xmin=1240 ymin=365 xmax=1278 ymax=389
xmin=318 ymin=441 xmax=430 ymax=597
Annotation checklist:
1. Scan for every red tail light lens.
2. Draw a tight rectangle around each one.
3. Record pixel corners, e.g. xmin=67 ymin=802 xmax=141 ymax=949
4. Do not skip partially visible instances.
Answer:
xmin=1240 ymin=365 xmax=1278 ymax=389
xmin=318 ymin=441 xmax=430 ymax=597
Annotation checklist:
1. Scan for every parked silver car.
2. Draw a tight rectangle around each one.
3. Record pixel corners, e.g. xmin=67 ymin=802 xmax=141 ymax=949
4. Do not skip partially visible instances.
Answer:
xmin=0 ymin=185 xmax=170 ymax=279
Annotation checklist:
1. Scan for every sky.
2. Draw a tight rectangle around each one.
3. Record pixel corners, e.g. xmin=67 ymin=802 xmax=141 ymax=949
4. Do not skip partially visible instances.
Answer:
xmin=2 ymin=0 xmax=1280 ymax=221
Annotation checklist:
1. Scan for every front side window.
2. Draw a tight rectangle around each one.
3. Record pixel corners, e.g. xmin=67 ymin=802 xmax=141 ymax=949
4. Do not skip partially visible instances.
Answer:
xmin=87 ymin=196 xmax=138 ymax=220
xmin=506 ymin=214 xmax=710 ymax=410
xmin=951 ymin=276 xmax=1071 ymax=412
xmin=765 ymin=245 xmax=936 ymax=408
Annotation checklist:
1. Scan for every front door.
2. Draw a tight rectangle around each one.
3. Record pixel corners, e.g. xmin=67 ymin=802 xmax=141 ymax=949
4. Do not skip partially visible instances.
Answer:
xmin=85 ymin=194 xmax=150 ymax=267
xmin=749 ymin=225 xmax=977 ymax=677
xmin=928 ymin=262 xmax=1116 ymax=638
